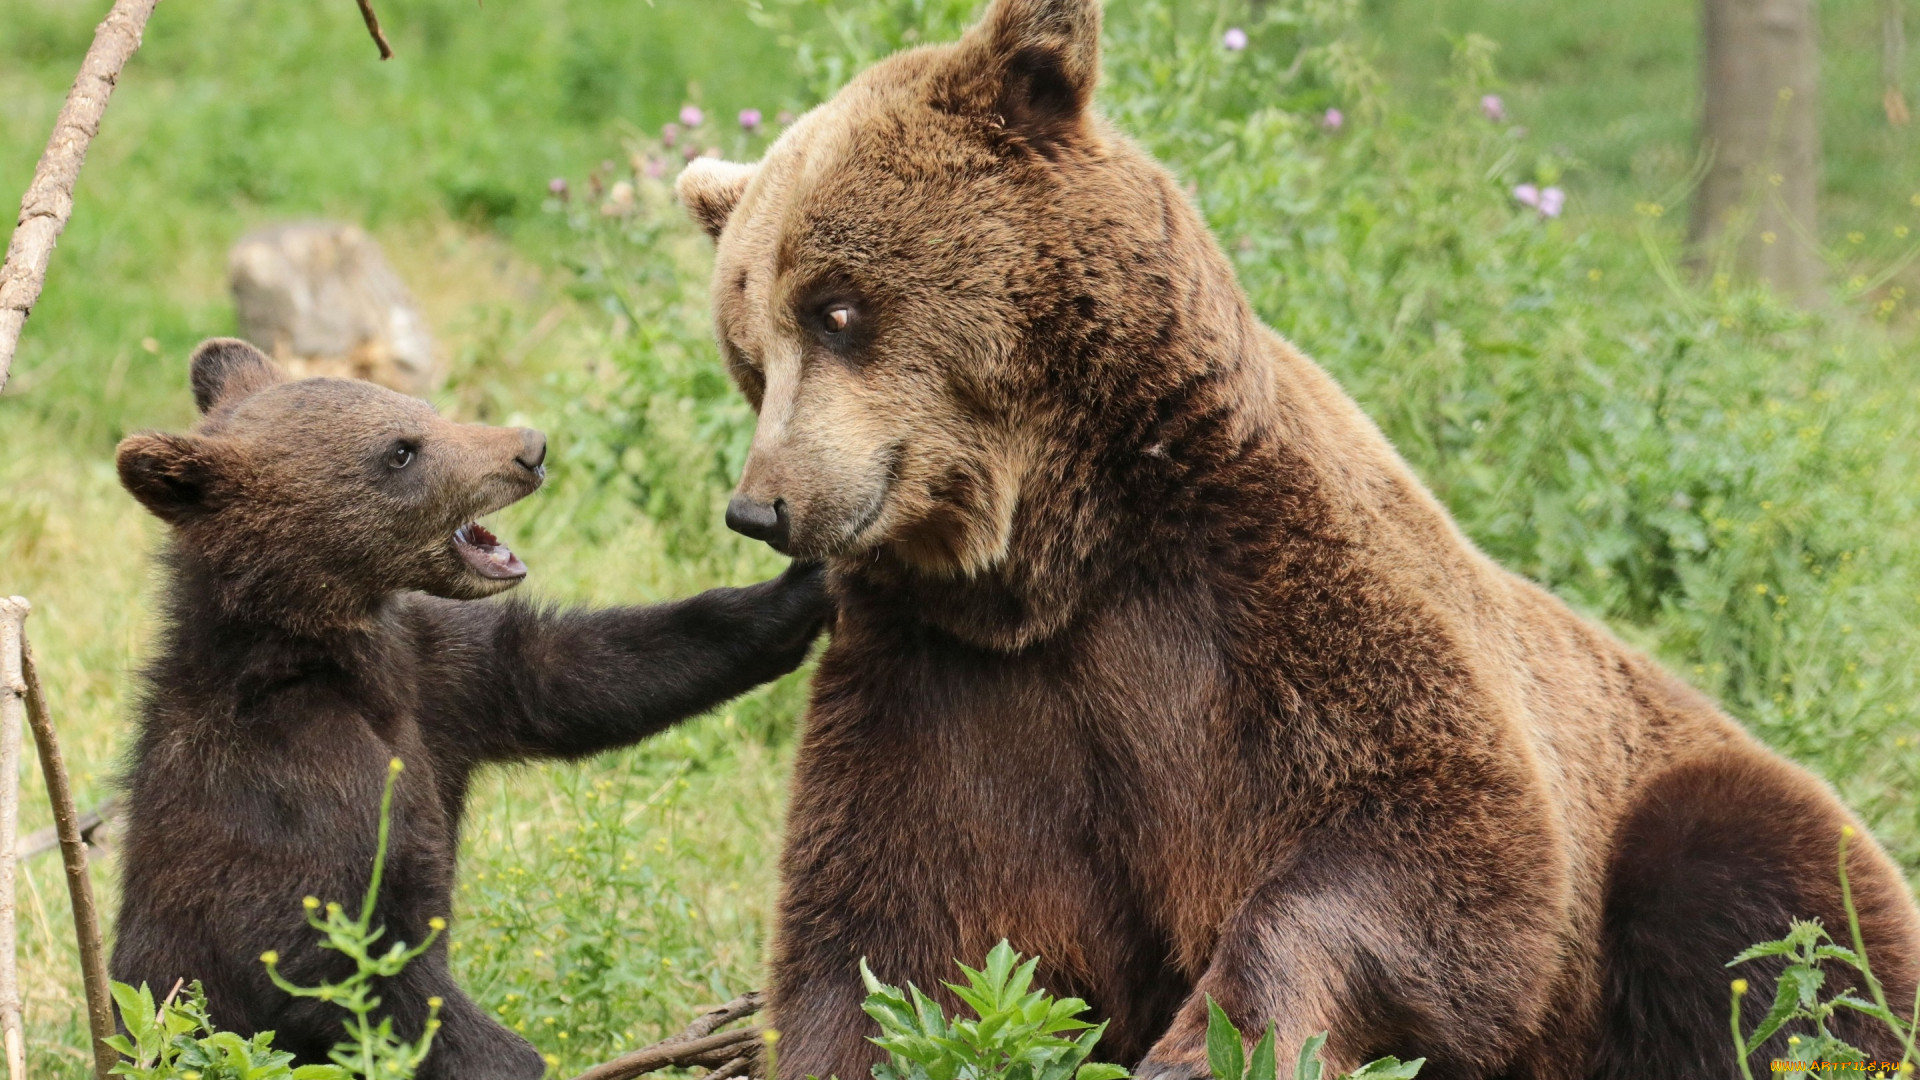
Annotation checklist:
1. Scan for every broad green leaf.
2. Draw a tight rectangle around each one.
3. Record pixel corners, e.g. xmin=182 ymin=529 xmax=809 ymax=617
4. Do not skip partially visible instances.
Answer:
xmin=1247 ymin=1023 xmax=1277 ymax=1080
xmin=1077 ymin=1065 xmax=1131 ymax=1080
xmin=1206 ymin=997 xmax=1245 ymax=1080
xmin=1344 ymin=1056 xmax=1424 ymax=1079
xmin=1292 ymin=1032 xmax=1328 ymax=1080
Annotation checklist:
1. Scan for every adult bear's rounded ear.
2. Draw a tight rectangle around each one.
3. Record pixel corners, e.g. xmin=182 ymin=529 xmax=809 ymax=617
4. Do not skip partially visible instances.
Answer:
xmin=676 ymin=159 xmax=759 ymax=241
xmin=190 ymin=338 xmax=283 ymax=414
xmin=936 ymin=0 xmax=1103 ymax=155
xmin=117 ymin=432 xmax=229 ymax=523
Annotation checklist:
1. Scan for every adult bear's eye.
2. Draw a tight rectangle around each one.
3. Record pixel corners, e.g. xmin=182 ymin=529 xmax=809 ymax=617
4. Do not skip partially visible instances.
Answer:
xmin=387 ymin=443 xmax=416 ymax=470
xmin=821 ymin=304 xmax=854 ymax=334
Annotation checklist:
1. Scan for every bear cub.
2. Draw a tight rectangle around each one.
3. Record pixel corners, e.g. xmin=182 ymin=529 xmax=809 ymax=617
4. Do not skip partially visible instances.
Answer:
xmin=109 ymin=339 xmax=830 ymax=1079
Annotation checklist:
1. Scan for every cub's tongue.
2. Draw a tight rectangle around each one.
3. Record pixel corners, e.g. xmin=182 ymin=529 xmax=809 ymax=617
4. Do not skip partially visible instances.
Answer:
xmin=453 ymin=522 xmax=527 ymax=581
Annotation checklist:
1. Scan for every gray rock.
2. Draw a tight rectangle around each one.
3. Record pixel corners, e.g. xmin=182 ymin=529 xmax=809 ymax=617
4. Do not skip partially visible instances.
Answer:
xmin=228 ymin=221 xmax=437 ymax=393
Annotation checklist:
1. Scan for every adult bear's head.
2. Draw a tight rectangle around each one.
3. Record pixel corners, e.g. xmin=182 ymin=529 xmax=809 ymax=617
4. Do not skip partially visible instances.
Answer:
xmin=679 ymin=0 xmax=1250 ymax=591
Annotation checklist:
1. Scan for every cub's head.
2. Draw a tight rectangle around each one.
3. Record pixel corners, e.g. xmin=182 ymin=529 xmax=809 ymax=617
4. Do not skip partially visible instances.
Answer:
xmin=117 ymin=339 xmax=547 ymax=624
xmin=680 ymin=0 xmax=1174 ymax=577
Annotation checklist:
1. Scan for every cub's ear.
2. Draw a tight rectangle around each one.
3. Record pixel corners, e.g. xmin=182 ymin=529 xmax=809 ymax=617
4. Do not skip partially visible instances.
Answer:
xmin=937 ymin=0 xmax=1102 ymax=154
xmin=190 ymin=338 xmax=283 ymax=414
xmin=117 ymin=432 xmax=228 ymax=523
xmin=675 ymin=159 xmax=759 ymax=241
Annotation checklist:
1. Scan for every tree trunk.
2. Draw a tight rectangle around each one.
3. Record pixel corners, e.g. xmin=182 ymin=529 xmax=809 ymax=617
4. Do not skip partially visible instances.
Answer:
xmin=1689 ymin=0 xmax=1823 ymax=304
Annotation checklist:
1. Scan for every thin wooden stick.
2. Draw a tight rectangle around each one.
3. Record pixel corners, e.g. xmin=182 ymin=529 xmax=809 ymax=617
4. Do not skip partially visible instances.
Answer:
xmin=569 ymin=993 xmax=766 ymax=1080
xmin=22 ymin=638 xmax=115 ymax=1080
xmin=0 ymin=0 xmax=161 ymax=393
xmin=355 ymin=0 xmax=395 ymax=60
xmin=0 ymin=598 xmax=28 ymax=1080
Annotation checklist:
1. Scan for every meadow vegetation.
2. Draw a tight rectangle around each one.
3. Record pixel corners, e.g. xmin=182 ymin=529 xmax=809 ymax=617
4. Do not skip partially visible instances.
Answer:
xmin=3 ymin=0 xmax=1919 ymax=1075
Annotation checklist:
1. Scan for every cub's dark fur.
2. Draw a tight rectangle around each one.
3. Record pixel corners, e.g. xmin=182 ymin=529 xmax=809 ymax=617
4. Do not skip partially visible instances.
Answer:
xmin=110 ymin=339 xmax=828 ymax=1079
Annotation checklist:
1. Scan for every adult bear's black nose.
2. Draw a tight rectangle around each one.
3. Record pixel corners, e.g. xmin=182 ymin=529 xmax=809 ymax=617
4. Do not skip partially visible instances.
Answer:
xmin=516 ymin=429 xmax=547 ymax=472
xmin=726 ymin=493 xmax=790 ymax=549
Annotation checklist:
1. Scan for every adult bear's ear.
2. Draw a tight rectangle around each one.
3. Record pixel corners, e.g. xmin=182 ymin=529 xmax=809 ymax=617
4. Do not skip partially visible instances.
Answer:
xmin=117 ymin=432 xmax=229 ymax=523
xmin=190 ymin=338 xmax=283 ymax=414
xmin=676 ymin=159 xmax=759 ymax=241
xmin=936 ymin=0 xmax=1102 ymax=155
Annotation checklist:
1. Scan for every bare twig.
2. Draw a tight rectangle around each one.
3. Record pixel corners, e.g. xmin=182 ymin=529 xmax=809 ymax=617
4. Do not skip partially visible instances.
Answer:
xmin=355 ymin=0 xmax=395 ymax=60
xmin=22 ymin=640 xmax=116 ymax=1079
xmin=0 ymin=0 xmax=161 ymax=393
xmin=569 ymin=992 xmax=767 ymax=1080
xmin=0 ymin=598 xmax=28 ymax=1080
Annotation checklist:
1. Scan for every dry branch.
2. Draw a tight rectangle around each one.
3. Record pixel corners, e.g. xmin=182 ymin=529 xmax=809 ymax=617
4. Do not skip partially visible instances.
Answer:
xmin=0 ymin=598 xmax=28 ymax=1080
xmin=0 ymin=0 xmax=160 ymax=393
xmin=356 ymin=0 xmax=395 ymax=60
xmin=569 ymin=992 xmax=767 ymax=1080
xmin=23 ymin=641 xmax=116 ymax=1079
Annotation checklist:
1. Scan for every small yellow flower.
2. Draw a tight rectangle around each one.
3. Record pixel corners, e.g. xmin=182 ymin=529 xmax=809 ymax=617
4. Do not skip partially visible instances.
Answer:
xmin=559 ymin=1031 xmax=571 ymax=1040
xmin=1731 ymin=978 xmax=1749 ymax=995
xmin=1852 ymin=274 xmax=1870 ymax=289
xmin=1761 ymin=231 xmax=1777 ymax=245
xmin=1588 ymin=268 xmax=1603 ymax=281
xmin=260 ymin=950 xmax=279 ymax=965
xmin=1897 ymin=225 xmax=1911 ymax=238
xmin=389 ymin=757 xmax=404 ymax=774
xmin=1849 ymin=230 xmax=1866 ymax=244
xmin=1844 ymin=824 xmax=1858 ymax=838
xmin=763 ymin=1028 xmax=783 ymax=1046
xmin=545 ymin=1055 xmax=561 ymax=1068
xmin=428 ymin=996 xmax=444 ymax=1009
xmin=303 ymin=896 xmax=320 ymax=910
xmin=429 ymin=916 xmax=447 ymax=931
xmin=1770 ymin=173 xmax=1785 ymax=187
xmin=1755 ymin=584 xmax=1769 ymax=595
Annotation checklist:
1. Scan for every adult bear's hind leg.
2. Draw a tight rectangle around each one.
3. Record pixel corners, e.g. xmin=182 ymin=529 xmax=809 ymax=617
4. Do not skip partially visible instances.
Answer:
xmin=1590 ymin=750 xmax=1920 ymax=1079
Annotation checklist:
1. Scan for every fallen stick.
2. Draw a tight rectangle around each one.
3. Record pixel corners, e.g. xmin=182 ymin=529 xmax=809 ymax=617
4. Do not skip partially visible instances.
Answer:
xmin=0 ymin=0 xmax=161 ymax=393
xmin=16 ymin=797 xmax=118 ymax=861
xmin=23 ymin=637 xmax=117 ymax=1080
xmin=569 ymin=992 xmax=766 ymax=1080
xmin=0 ymin=599 xmax=28 ymax=1080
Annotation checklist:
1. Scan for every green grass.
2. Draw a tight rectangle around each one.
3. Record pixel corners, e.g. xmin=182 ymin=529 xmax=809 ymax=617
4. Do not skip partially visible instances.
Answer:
xmin=4 ymin=0 xmax=1918 ymax=1076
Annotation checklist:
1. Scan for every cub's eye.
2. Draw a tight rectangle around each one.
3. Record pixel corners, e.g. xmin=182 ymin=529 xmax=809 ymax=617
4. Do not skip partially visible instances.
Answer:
xmin=386 ymin=444 xmax=417 ymax=470
xmin=821 ymin=304 xmax=854 ymax=335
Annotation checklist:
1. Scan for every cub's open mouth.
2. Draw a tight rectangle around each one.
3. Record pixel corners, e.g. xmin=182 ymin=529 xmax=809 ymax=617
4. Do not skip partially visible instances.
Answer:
xmin=453 ymin=522 xmax=526 ymax=581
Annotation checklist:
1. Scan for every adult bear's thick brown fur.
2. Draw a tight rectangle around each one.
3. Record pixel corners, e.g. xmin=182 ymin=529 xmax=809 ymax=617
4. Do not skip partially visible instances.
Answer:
xmin=110 ymin=340 xmax=829 ymax=1079
xmin=678 ymin=1 xmax=1920 ymax=1076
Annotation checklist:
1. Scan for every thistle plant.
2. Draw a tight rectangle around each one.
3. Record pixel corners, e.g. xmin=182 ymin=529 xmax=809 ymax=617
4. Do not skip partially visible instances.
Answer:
xmin=1729 ymin=827 xmax=1920 ymax=1076
xmin=858 ymin=941 xmax=1129 ymax=1080
xmin=108 ymin=757 xmax=443 ymax=1080
xmin=260 ymin=758 xmax=445 ymax=1080
xmin=1202 ymin=997 xmax=1422 ymax=1080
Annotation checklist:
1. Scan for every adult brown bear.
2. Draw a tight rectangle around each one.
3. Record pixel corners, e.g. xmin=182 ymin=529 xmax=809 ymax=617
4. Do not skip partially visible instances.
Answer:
xmin=677 ymin=1 xmax=1920 ymax=1075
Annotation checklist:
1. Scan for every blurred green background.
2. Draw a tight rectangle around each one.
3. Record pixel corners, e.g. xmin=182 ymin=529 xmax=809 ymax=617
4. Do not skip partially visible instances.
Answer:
xmin=3 ymin=0 xmax=1918 ymax=1075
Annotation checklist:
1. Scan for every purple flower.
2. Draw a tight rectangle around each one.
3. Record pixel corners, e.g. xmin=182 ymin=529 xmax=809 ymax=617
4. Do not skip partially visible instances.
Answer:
xmin=679 ymin=105 xmax=705 ymax=128
xmin=547 ymin=177 xmax=569 ymax=200
xmin=1480 ymin=94 xmax=1506 ymax=122
xmin=661 ymin=122 xmax=680 ymax=148
xmin=642 ymin=156 xmax=667 ymax=180
xmin=1321 ymin=107 xmax=1344 ymax=131
xmin=739 ymin=108 xmax=764 ymax=132
xmin=1512 ymin=183 xmax=1565 ymax=219
xmin=1222 ymin=27 xmax=1248 ymax=51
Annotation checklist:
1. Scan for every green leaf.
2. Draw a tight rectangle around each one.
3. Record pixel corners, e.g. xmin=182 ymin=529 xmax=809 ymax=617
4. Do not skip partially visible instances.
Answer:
xmin=1247 ymin=1023 xmax=1277 ymax=1080
xmin=1745 ymin=964 xmax=1824 ymax=1048
xmin=1291 ymin=1032 xmax=1328 ymax=1080
xmin=1343 ymin=1056 xmax=1424 ymax=1079
xmin=1205 ymin=997 xmax=1245 ymax=1080
xmin=1076 ymin=1066 xmax=1131 ymax=1080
